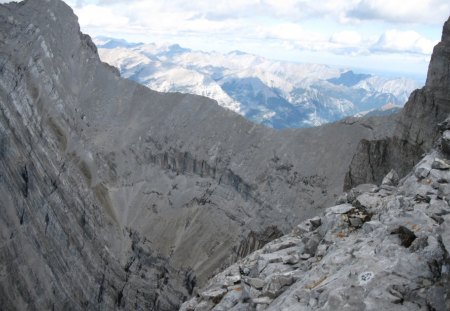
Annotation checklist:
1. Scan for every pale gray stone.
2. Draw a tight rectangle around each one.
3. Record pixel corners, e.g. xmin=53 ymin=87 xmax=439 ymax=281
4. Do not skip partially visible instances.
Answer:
xmin=262 ymin=274 xmax=294 ymax=298
xmin=253 ymin=296 xmax=273 ymax=304
xmin=245 ymin=277 xmax=265 ymax=290
xmin=282 ymin=254 xmax=300 ymax=265
xmin=200 ymin=288 xmax=227 ymax=302
xmin=326 ymin=204 xmax=354 ymax=215
xmin=441 ymin=215 xmax=450 ymax=254
xmin=382 ymin=169 xmax=399 ymax=186
xmin=432 ymin=158 xmax=450 ymax=170
xmin=212 ymin=290 xmax=240 ymax=311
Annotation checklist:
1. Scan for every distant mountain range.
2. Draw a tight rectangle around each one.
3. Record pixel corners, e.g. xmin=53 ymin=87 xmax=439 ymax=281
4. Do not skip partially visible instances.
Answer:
xmin=96 ymin=37 xmax=420 ymax=128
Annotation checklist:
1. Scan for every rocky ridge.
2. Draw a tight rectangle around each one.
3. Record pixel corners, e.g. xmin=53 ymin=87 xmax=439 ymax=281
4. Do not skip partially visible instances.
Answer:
xmin=181 ymin=125 xmax=450 ymax=311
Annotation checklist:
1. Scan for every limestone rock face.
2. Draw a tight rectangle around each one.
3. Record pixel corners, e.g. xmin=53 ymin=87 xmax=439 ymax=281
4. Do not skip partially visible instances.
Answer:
xmin=0 ymin=1 xmax=190 ymax=310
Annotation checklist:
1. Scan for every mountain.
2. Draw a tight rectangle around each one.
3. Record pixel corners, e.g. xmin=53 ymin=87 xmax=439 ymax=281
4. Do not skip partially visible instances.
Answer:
xmin=0 ymin=0 xmax=448 ymax=310
xmin=97 ymin=39 xmax=419 ymax=128
xmin=355 ymin=103 xmax=402 ymax=118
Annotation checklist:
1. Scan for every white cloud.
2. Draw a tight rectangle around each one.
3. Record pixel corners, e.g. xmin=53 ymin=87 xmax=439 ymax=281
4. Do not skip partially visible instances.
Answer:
xmin=68 ymin=0 xmax=449 ymax=26
xmin=347 ymin=0 xmax=450 ymax=24
xmin=76 ymin=4 xmax=129 ymax=28
xmin=262 ymin=23 xmax=323 ymax=42
xmin=60 ymin=0 xmax=444 ymax=77
xmin=330 ymin=31 xmax=362 ymax=45
xmin=372 ymin=30 xmax=437 ymax=54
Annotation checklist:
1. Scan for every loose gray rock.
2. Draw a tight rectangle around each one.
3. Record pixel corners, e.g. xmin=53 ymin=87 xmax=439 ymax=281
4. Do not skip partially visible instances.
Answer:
xmin=184 ymin=151 xmax=450 ymax=311
xmin=442 ymin=130 xmax=450 ymax=155
xmin=382 ymin=169 xmax=399 ymax=186
xmin=441 ymin=215 xmax=450 ymax=254
xmin=432 ymin=158 xmax=450 ymax=170
xmin=262 ymin=274 xmax=294 ymax=298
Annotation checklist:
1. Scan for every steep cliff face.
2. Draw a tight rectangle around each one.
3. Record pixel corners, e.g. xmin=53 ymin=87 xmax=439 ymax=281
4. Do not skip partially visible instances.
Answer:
xmin=345 ymin=16 xmax=450 ymax=190
xmin=0 ymin=1 xmax=189 ymax=310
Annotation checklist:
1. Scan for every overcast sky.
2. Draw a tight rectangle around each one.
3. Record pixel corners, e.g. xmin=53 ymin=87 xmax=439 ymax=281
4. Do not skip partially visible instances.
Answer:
xmin=3 ymin=0 xmax=449 ymax=80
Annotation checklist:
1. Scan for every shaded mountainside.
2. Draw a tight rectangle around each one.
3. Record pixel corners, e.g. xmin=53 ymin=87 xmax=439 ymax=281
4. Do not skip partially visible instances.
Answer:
xmin=0 ymin=0 xmax=448 ymax=310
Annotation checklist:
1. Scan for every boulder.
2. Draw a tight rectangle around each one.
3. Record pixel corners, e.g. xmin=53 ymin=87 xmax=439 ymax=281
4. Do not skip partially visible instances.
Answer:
xmin=262 ymin=274 xmax=294 ymax=298
xmin=432 ymin=158 xmax=450 ymax=170
xmin=438 ymin=117 xmax=450 ymax=131
xmin=441 ymin=216 xmax=450 ymax=255
xmin=382 ymin=169 xmax=399 ymax=186
xmin=442 ymin=130 xmax=450 ymax=155
xmin=326 ymin=204 xmax=354 ymax=215
xmin=200 ymin=288 xmax=228 ymax=303
xmin=252 ymin=297 xmax=272 ymax=305
xmin=244 ymin=277 xmax=265 ymax=290
xmin=438 ymin=184 xmax=450 ymax=203
xmin=212 ymin=290 xmax=240 ymax=311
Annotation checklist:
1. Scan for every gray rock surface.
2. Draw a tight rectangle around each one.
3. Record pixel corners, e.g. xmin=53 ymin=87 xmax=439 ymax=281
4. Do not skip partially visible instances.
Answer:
xmin=442 ymin=130 xmax=450 ymax=154
xmin=382 ymin=169 xmax=399 ymax=186
xmin=182 ymin=150 xmax=450 ymax=311
xmin=0 ymin=2 xmax=189 ymax=309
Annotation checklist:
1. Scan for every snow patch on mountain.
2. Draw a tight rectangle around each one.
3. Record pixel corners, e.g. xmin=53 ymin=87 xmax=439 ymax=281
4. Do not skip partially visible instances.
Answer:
xmin=97 ymin=38 xmax=420 ymax=129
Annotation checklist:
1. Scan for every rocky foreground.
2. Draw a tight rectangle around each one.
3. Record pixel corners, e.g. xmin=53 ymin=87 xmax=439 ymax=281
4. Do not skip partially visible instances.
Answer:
xmin=181 ymin=127 xmax=450 ymax=310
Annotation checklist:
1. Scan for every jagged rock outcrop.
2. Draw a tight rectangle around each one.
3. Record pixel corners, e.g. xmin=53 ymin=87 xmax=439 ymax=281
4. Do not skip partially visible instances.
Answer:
xmin=345 ymin=16 xmax=450 ymax=189
xmin=182 ymin=134 xmax=450 ymax=311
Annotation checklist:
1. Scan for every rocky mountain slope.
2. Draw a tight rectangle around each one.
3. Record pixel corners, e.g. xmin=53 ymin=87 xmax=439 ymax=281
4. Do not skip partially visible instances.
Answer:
xmin=0 ymin=0 xmax=448 ymax=310
xmin=97 ymin=40 xmax=418 ymax=129
xmin=181 ymin=134 xmax=450 ymax=310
